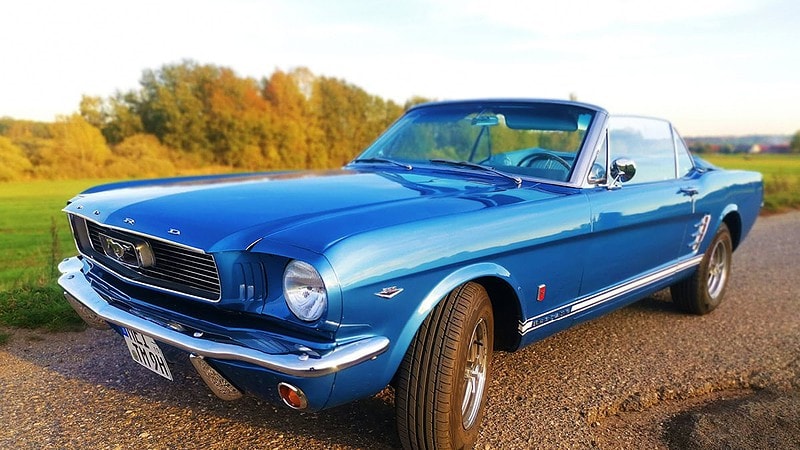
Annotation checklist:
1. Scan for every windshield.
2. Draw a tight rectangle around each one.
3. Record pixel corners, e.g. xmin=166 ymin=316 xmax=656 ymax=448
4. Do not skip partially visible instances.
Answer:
xmin=355 ymin=102 xmax=597 ymax=183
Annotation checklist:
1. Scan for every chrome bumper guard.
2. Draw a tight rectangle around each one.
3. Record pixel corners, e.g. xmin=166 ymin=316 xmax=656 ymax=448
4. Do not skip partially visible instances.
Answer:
xmin=58 ymin=256 xmax=389 ymax=378
xmin=189 ymin=354 xmax=243 ymax=400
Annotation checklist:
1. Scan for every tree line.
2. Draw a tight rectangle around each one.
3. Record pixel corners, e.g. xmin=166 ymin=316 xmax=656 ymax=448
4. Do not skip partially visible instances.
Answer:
xmin=0 ymin=61 xmax=432 ymax=182
xmin=3 ymin=61 xmax=799 ymax=183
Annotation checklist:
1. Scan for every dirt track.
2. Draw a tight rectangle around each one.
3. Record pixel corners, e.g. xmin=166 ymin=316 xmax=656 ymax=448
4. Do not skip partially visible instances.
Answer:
xmin=1 ymin=212 xmax=798 ymax=449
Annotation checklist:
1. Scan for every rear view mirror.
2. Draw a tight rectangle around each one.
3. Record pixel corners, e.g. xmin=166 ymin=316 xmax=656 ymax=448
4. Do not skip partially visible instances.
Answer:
xmin=611 ymin=158 xmax=636 ymax=183
xmin=471 ymin=114 xmax=499 ymax=127
xmin=504 ymin=110 xmax=578 ymax=131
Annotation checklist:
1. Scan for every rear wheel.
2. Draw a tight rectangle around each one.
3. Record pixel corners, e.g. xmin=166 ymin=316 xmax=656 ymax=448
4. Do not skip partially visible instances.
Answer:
xmin=395 ymin=282 xmax=494 ymax=450
xmin=671 ymin=223 xmax=733 ymax=314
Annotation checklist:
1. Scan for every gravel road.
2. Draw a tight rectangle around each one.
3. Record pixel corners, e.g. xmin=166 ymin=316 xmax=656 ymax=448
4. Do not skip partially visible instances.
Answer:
xmin=1 ymin=212 xmax=798 ymax=449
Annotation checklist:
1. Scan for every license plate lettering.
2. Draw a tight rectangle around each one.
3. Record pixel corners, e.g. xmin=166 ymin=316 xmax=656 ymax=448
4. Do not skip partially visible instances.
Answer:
xmin=122 ymin=327 xmax=173 ymax=381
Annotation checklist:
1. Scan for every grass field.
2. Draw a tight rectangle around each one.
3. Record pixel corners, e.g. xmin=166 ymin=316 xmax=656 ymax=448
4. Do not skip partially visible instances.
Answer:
xmin=0 ymin=154 xmax=798 ymax=332
xmin=0 ymin=179 xmax=115 ymax=334
xmin=0 ymin=179 xmax=113 ymax=288
xmin=702 ymin=153 xmax=800 ymax=212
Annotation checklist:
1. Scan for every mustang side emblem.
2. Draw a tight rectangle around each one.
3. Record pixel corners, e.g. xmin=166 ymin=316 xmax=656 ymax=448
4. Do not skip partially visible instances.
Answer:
xmin=375 ymin=286 xmax=404 ymax=299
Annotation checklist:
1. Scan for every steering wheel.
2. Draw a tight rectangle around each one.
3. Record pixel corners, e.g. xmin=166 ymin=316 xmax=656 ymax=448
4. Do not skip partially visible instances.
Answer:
xmin=517 ymin=151 xmax=571 ymax=170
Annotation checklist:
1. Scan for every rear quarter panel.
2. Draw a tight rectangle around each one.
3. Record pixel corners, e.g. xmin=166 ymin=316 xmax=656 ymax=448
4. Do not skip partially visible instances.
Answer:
xmin=693 ymin=168 xmax=763 ymax=250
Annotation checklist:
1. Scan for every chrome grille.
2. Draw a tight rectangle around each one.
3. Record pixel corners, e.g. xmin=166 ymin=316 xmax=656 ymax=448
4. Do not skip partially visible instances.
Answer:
xmin=144 ymin=241 xmax=220 ymax=294
xmin=80 ymin=218 xmax=221 ymax=301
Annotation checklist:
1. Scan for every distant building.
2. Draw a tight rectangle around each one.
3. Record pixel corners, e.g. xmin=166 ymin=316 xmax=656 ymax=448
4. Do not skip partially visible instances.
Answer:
xmin=684 ymin=136 xmax=791 ymax=154
xmin=746 ymin=144 xmax=791 ymax=154
xmin=761 ymin=144 xmax=791 ymax=154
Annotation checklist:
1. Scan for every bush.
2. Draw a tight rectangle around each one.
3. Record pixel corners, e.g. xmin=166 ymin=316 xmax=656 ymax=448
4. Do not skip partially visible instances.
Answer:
xmin=0 ymin=283 xmax=85 ymax=332
xmin=106 ymin=133 xmax=177 ymax=178
xmin=0 ymin=136 xmax=33 ymax=181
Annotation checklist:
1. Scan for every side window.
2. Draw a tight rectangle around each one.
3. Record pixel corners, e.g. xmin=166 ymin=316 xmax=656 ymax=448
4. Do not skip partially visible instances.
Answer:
xmin=609 ymin=117 xmax=676 ymax=184
xmin=673 ymin=129 xmax=695 ymax=178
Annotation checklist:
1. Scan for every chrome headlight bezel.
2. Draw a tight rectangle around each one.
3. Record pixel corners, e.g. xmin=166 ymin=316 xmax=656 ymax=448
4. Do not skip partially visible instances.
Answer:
xmin=282 ymin=260 xmax=328 ymax=322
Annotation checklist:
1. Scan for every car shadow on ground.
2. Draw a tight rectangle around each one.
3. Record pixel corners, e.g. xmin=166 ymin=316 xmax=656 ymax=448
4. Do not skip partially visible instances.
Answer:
xmin=627 ymin=289 xmax=685 ymax=316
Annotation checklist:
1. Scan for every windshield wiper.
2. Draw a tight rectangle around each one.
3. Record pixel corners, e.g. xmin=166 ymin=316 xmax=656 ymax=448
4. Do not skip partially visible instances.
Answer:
xmin=351 ymin=158 xmax=413 ymax=170
xmin=429 ymin=159 xmax=522 ymax=186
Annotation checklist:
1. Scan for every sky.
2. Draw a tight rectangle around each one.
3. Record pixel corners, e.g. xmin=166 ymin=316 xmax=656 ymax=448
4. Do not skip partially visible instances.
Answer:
xmin=2 ymin=0 xmax=798 ymax=136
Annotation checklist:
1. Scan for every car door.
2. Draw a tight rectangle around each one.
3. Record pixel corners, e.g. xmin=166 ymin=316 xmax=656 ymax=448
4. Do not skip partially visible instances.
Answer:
xmin=579 ymin=117 xmax=697 ymax=303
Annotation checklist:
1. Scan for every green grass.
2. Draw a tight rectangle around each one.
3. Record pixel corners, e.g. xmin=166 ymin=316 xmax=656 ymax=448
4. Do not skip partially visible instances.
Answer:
xmin=0 ymin=284 xmax=86 ymax=331
xmin=0 ymin=179 xmax=111 ymax=288
xmin=0 ymin=179 xmax=114 ymax=332
xmin=701 ymin=153 xmax=800 ymax=213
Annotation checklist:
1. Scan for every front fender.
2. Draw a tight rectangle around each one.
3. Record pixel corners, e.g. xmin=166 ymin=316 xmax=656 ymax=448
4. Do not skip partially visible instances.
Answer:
xmin=388 ymin=262 xmax=515 ymax=382
xmin=325 ymin=261 xmax=519 ymax=408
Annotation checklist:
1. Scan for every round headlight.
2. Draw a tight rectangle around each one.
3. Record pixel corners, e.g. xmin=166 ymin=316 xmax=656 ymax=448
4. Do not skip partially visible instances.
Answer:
xmin=283 ymin=260 xmax=327 ymax=322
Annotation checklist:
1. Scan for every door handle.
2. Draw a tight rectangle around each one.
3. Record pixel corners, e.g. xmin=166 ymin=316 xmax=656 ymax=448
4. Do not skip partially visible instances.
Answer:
xmin=680 ymin=187 xmax=699 ymax=196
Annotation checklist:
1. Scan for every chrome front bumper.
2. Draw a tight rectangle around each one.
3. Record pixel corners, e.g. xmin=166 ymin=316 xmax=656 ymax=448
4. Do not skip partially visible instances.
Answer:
xmin=58 ymin=256 xmax=389 ymax=378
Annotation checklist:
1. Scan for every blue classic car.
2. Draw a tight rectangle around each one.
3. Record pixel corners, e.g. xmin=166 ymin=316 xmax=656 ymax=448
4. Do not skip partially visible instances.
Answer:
xmin=59 ymin=99 xmax=762 ymax=449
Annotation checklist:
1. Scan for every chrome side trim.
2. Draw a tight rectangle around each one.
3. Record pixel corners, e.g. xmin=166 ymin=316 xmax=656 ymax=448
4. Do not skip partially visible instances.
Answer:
xmin=245 ymin=237 xmax=265 ymax=252
xmin=518 ymin=255 xmax=703 ymax=335
xmin=688 ymin=214 xmax=711 ymax=252
xmin=59 ymin=257 xmax=389 ymax=377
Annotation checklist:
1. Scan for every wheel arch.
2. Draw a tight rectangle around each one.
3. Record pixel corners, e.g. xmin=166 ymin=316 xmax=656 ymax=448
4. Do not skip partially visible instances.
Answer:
xmin=388 ymin=263 xmax=523 ymax=384
xmin=473 ymin=276 xmax=522 ymax=351
xmin=719 ymin=205 xmax=743 ymax=250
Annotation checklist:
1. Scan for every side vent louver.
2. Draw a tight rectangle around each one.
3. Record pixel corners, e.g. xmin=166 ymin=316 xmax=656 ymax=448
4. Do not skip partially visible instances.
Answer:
xmin=235 ymin=262 xmax=268 ymax=302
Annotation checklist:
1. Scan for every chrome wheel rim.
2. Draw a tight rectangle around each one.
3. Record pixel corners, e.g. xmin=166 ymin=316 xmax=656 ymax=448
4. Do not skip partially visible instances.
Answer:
xmin=461 ymin=317 xmax=488 ymax=429
xmin=707 ymin=240 xmax=729 ymax=300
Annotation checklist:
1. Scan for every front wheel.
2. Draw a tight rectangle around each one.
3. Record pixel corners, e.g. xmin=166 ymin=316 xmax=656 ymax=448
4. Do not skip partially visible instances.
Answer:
xmin=671 ymin=223 xmax=733 ymax=315
xmin=395 ymin=282 xmax=494 ymax=450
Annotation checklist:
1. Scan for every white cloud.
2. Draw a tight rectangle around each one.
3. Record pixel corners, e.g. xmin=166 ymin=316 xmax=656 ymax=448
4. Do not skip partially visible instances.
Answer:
xmin=451 ymin=0 xmax=761 ymax=36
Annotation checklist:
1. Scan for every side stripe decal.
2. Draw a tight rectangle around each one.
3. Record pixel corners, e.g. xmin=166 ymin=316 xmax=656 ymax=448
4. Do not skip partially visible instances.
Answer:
xmin=517 ymin=255 xmax=703 ymax=335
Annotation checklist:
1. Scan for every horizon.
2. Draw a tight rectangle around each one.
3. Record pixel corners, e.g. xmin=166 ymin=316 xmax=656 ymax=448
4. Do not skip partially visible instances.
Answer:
xmin=2 ymin=0 xmax=798 ymax=137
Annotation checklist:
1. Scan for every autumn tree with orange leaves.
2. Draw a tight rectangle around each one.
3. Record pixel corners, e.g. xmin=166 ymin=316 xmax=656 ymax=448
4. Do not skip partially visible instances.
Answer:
xmin=0 ymin=61 xmax=407 ymax=179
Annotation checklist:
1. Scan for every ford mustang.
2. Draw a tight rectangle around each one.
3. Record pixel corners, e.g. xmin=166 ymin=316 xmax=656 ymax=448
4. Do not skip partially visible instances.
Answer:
xmin=58 ymin=99 xmax=762 ymax=449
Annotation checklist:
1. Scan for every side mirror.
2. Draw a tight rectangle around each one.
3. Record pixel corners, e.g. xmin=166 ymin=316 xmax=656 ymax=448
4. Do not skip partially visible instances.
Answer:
xmin=611 ymin=158 xmax=636 ymax=184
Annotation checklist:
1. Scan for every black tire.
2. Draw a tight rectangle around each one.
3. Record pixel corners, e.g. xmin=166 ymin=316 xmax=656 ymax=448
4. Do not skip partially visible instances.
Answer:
xmin=395 ymin=282 xmax=494 ymax=450
xmin=671 ymin=223 xmax=733 ymax=315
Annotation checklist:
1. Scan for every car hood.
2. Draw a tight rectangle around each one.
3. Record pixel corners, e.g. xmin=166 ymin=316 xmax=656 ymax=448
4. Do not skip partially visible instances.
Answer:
xmin=64 ymin=169 xmax=563 ymax=253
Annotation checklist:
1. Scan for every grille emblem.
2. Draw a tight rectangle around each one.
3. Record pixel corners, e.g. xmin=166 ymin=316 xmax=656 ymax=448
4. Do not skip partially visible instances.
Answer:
xmin=108 ymin=239 xmax=128 ymax=259
xmin=99 ymin=233 xmax=155 ymax=268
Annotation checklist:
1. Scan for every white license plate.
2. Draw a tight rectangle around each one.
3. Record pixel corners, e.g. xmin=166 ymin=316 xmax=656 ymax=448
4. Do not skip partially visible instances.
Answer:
xmin=121 ymin=327 xmax=173 ymax=381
